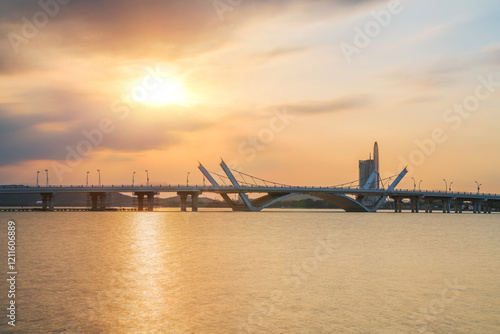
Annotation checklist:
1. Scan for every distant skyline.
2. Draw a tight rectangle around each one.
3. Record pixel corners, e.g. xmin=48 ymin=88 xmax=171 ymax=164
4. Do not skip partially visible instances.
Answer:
xmin=0 ymin=0 xmax=499 ymax=192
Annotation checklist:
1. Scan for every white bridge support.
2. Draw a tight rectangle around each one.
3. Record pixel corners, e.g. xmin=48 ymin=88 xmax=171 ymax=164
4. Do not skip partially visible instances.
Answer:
xmin=199 ymin=161 xmax=408 ymax=213
xmin=198 ymin=162 xmax=254 ymax=211
xmin=219 ymin=160 xmax=258 ymax=211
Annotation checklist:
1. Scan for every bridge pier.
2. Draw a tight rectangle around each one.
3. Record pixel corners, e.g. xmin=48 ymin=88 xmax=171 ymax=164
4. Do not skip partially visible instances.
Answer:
xmin=40 ymin=193 xmax=55 ymax=211
xmin=410 ymin=197 xmax=419 ymax=213
xmin=134 ymin=192 xmax=157 ymax=211
xmin=441 ymin=199 xmax=451 ymax=213
xmin=392 ymin=197 xmax=403 ymax=213
xmin=179 ymin=193 xmax=188 ymax=211
xmin=482 ymin=202 xmax=491 ymax=214
xmin=472 ymin=201 xmax=483 ymax=214
xmin=137 ymin=193 xmax=145 ymax=211
xmin=424 ymin=198 xmax=433 ymax=213
xmin=147 ymin=193 xmax=154 ymax=211
xmin=89 ymin=192 xmax=107 ymax=211
xmin=177 ymin=191 xmax=200 ymax=212
xmin=191 ymin=193 xmax=199 ymax=212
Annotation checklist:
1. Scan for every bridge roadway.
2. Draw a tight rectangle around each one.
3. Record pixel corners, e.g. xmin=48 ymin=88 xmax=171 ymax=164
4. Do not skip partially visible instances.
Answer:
xmin=0 ymin=184 xmax=498 ymax=213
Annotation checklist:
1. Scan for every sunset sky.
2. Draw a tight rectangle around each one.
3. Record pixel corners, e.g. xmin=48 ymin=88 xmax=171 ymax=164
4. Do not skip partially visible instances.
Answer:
xmin=1 ymin=0 xmax=499 ymax=192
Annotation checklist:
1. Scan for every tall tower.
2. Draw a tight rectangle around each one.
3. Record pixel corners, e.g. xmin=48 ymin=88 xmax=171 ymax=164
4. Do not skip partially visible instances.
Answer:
xmin=359 ymin=141 xmax=380 ymax=190
xmin=373 ymin=142 xmax=379 ymax=189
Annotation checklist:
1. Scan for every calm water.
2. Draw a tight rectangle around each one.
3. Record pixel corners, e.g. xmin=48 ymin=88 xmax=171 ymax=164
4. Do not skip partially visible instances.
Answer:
xmin=0 ymin=210 xmax=499 ymax=333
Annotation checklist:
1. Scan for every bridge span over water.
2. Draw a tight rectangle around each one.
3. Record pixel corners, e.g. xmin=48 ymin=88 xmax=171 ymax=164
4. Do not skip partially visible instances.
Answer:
xmin=0 ymin=160 xmax=499 ymax=213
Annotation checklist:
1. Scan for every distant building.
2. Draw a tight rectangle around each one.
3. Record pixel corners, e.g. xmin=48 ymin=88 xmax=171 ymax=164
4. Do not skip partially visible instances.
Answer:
xmin=359 ymin=142 xmax=380 ymax=189
xmin=359 ymin=159 xmax=375 ymax=188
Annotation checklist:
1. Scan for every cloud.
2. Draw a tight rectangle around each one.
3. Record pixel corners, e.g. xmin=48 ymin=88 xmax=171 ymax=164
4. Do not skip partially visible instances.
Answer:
xmin=0 ymin=0 xmax=386 ymax=61
xmin=379 ymin=44 xmax=500 ymax=90
xmin=286 ymin=97 xmax=369 ymax=115
xmin=240 ymin=46 xmax=311 ymax=66
xmin=0 ymin=87 xmax=213 ymax=166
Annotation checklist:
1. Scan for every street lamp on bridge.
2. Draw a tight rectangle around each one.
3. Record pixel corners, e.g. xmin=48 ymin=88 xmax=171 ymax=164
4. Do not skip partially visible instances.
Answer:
xmin=411 ymin=177 xmax=416 ymax=191
xmin=36 ymin=171 xmax=40 ymax=187
xmin=419 ymin=180 xmax=423 ymax=191
xmin=86 ymin=171 xmax=90 ymax=186
xmin=97 ymin=169 xmax=101 ymax=186
xmin=145 ymin=170 xmax=149 ymax=186
xmin=443 ymin=179 xmax=447 ymax=193
xmin=187 ymin=172 xmax=190 ymax=186
xmin=449 ymin=181 xmax=454 ymax=193
xmin=475 ymin=181 xmax=482 ymax=194
xmin=45 ymin=169 xmax=48 ymax=186
xmin=132 ymin=172 xmax=136 ymax=186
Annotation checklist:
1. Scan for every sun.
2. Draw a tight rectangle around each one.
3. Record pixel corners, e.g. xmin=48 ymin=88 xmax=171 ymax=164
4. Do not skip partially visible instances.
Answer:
xmin=131 ymin=75 xmax=191 ymax=107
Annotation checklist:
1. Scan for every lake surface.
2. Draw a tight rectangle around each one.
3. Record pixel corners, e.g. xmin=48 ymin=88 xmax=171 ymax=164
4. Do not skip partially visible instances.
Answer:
xmin=0 ymin=209 xmax=499 ymax=333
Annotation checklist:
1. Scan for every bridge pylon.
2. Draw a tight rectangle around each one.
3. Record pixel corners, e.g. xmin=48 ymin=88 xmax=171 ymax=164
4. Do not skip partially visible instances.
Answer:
xmin=198 ymin=160 xmax=409 ymax=212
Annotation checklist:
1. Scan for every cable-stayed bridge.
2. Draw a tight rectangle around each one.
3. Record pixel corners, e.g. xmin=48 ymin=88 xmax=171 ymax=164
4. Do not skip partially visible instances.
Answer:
xmin=0 ymin=159 xmax=498 ymax=213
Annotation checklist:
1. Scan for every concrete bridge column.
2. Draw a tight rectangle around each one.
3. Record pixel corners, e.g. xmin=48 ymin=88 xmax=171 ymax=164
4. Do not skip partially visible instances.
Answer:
xmin=134 ymin=192 xmax=157 ymax=211
xmin=89 ymin=193 xmax=106 ymax=211
xmin=49 ymin=195 xmax=55 ymax=211
xmin=99 ymin=193 xmax=106 ymax=211
xmin=392 ymin=198 xmax=402 ymax=213
xmin=41 ymin=194 xmax=55 ymax=211
xmin=147 ymin=193 xmax=154 ymax=211
xmin=41 ymin=194 xmax=48 ymax=211
xmin=425 ymin=199 xmax=433 ymax=213
xmin=441 ymin=200 xmax=451 ymax=213
xmin=179 ymin=193 xmax=188 ymax=212
xmin=137 ymin=193 xmax=145 ymax=211
xmin=90 ymin=193 xmax=98 ymax=210
xmin=42 ymin=194 xmax=54 ymax=211
xmin=40 ymin=193 xmax=55 ymax=211
xmin=478 ymin=202 xmax=482 ymax=214
xmin=191 ymin=193 xmax=199 ymax=212
xmin=410 ymin=197 xmax=419 ymax=213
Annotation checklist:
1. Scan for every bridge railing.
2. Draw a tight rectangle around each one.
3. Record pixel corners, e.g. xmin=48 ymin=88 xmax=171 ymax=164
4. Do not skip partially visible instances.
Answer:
xmin=0 ymin=185 xmax=499 ymax=198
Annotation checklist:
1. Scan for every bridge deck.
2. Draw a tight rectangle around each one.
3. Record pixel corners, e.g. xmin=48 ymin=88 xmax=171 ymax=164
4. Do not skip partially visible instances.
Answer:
xmin=1 ymin=185 xmax=499 ymax=200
